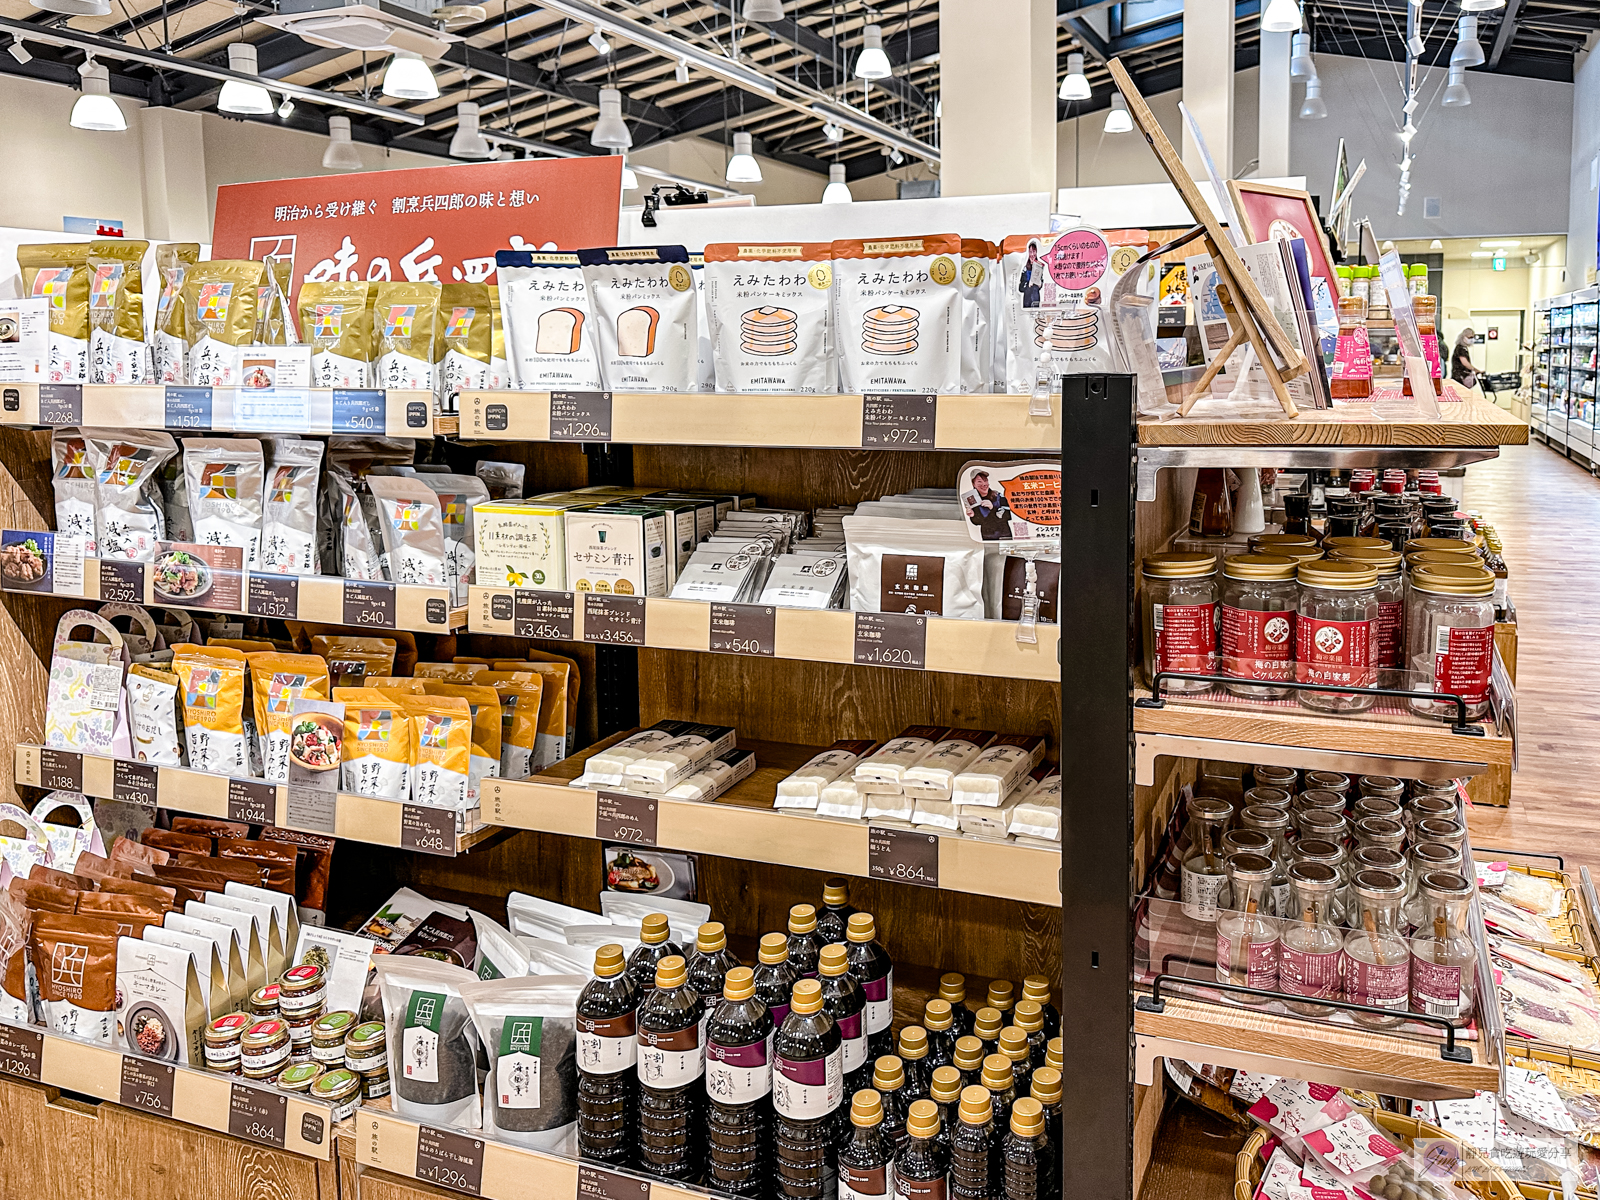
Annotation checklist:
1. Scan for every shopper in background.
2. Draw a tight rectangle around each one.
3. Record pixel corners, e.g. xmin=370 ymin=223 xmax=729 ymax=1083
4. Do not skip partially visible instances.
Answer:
xmin=1451 ymin=328 xmax=1480 ymax=390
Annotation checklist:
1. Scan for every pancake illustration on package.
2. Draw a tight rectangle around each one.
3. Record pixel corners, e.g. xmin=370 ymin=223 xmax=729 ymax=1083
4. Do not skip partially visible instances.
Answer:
xmin=863 ymin=305 xmax=920 ymax=355
xmin=534 ymin=308 xmax=585 ymax=355
xmin=740 ymin=306 xmax=798 ymax=355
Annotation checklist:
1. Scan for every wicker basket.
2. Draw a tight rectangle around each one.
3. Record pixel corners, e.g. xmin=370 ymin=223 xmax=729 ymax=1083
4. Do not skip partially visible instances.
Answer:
xmin=1232 ymin=1105 xmax=1522 ymax=1200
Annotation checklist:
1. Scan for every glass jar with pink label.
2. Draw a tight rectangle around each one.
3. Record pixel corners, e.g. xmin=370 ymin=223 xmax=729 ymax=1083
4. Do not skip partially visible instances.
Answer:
xmin=1295 ymin=559 xmax=1380 ymax=713
xmin=1279 ymin=863 xmax=1343 ymax=1017
xmin=1141 ymin=552 xmax=1218 ymax=694
xmin=1325 ymin=545 xmax=1404 ymax=687
xmin=1219 ymin=554 xmax=1298 ymax=699
xmin=1216 ymin=852 xmax=1279 ymax=1004
xmin=1344 ymin=868 xmax=1410 ymax=1027
xmin=1405 ymin=564 xmax=1497 ymax=721
xmin=1409 ymin=871 xmax=1476 ymax=1024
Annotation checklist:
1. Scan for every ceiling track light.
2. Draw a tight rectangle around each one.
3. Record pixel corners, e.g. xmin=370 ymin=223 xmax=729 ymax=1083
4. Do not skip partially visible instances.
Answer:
xmin=587 ymin=27 xmax=611 ymax=55
xmin=1104 ymin=93 xmax=1133 ymax=134
xmin=1289 ymin=31 xmax=1315 ymax=78
xmin=322 ymin=113 xmax=363 ymax=170
xmin=382 ymin=49 xmax=439 ymax=101
xmin=276 ymin=95 xmax=294 ymax=118
xmin=675 ymin=58 xmax=689 ymax=83
xmin=218 ymin=41 xmax=274 ymax=115
xmin=725 ymin=129 xmax=762 ymax=183
xmin=7 ymin=36 xmax=30 ymax=64
xmin=70 ymin=57 xmax=125 ymax=131
xmin=450 ymin=101 xmax=492 ymax=158
xmin=854 ymin=23 xmax=892 ymax=80
xmin=1451 ymin=13 xmax=1485 ymax=68
xmin=1059 ymin=51 xmax=1091 ymax=101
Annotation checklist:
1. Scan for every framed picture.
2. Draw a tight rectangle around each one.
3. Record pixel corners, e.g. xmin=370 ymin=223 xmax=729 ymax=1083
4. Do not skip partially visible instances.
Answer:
xmin=1227 ymin=179 xmax=1339 ymax=300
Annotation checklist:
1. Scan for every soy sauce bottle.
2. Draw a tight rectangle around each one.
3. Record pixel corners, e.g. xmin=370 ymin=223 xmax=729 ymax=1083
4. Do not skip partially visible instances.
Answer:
xmin=896 ymin=1026 xmax=931 ymax=1102
xmin=1002 ymin=1098 xmax=1048 ymax=1200
xmin=996 ymin=1029 xmax=1033 ymax=1103
xmin=923 ymin=1000 xmax=958 ymax=1071
xmin=688 ymin=921 xmax=741 ymax=998
xmin=819 ymin=944 xmax=870 ymax=1098
xmin=895 ymin=1099 xmax=951 ymax=1200
xmin=938 ymin=974 xmax=976 ymax=1038
xmin=816 ymin=877 xmax=857 ymax=946
xmin=774 ymin=979 xmax=844 ymax=1200
xmin=637 ymin=955 xmax=705 ymax=1182
xmin=755 ymin=933 xmax=799 ymax=1035
xmin=870 ymin=1055 xmax=909 ymax=1157
xmin=980 ymin=1054 xmax=1017 ymax=1133
xmin=1010 ymin=1003 xmax=1048 ymax=1071
xmin=1028 ymin=1068 xmax=1063 ymax=1199
xmin=927 ymin=1067 xmax=964 ymax=1159
xmin=576 ymin=943 xmax=640 ymax=1167
xmin=1020 ymin=976 xmax=1060 ymax=1041
xmin=984 ymin=981 xmax=1015 ymax=1022
xmin=971 ymin=1008 xmax=1003 ymax=1059
xmin=705 ymin=966 xmax=772 ymax=1197
xmin=845 ymin=913 xmax=895 ymax=1061
xmin=787 ymin=905 xmax=823 ymax=980
xmin=951 ymin=1085 xmax=1000 ymax=1200
xmin=1044 ymin=1039 xmax=1062 ymax=1073
xmin=952 ymin=1037 xmax=985 ymax=1091
xmin=838 ymin=1089 xmax=892 ymax=1200
xmin=628 ymin=913 xmax=682 ymax=997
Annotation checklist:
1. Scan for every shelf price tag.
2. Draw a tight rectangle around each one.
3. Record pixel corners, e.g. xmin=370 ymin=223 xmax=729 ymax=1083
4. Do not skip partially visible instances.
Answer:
xmin=228 ymin=1081 xmax=288 ymax=1147
xmin=861 ymin=393 xmax=937 ymax=449
xmin=868 ymin=826 xmax=940 ymax=889
xmin=234 ymin=388 xmax=309 ymax=433
xmin=512 ymin=589 xmax=576 ymax=641
xmin=99 ymin=559 xmax=145 ymax=604
xmin=415 ymin=1125 xmax=485 ymax=1196
xmin=0 ymin=1024 xmax=43 ymax=1081
xmin=853 ymin=612 xmax=926 ymax=670
xmin=343 ymin=581 xmax=396 ymax=629
xmin=549 ymin=390 xmax=613 ymax=442
xmin=119 ymin=1055 xmax=175 ymax=1116
xmin=401 ymin=805 xmax=456 ymax=856
xmin=577 ymin=1164 xmax=651 ymax=1200
xmin=39 ymin=748 xmax=83 ymax=793
xmin=709 ymin=603 xmax=775 ymax=657
xmin=286 ymin=786 xmax=338 ymax=835
xmin=583 ymin=595 xmax=646 ymax=645
xmin=247 ymin=573 xmax=298 ymax=619
xmin=332 ymin=389 xmax=385 ymax=433
xmin=163 ymin=386 xmax=213 ymax=430
xmin=595 ymin=790 xmax=657 ymax=847
xmin=227 ymin=778 xmax=274 ymax=825
xmin=38 ymin=384 xmax=83 ymax=425
xmin=113 ymin=759 xmax=159 ymax=808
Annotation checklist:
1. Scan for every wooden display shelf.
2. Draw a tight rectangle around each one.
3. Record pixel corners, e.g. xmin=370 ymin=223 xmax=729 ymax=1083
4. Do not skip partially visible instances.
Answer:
xmin=468 ymin=588 xmax=1060 ymax=682
xmin=1133 ymin=994 xmax=1499 ymax=1101
xmin=459 ymin=389 xmax=1062 ymax=452
xmin=485 ymin=734 xmax=1061 ymax=908
xmin=0 ymin=1019 xmax=335 ymax=1158
xmin=15 ymin=745 xmax=495 ymax=857
xmin=0 ymin=382 xmax=451 ymax=438
xmin=1138 ymin=395 xmax=1528 ymax=448
xmin=0 ymin=535 xmax=465 ymax=634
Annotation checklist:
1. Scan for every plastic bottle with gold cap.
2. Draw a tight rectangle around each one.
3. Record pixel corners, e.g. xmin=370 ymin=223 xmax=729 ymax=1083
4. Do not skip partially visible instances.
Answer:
xmin=705 ymin=966 xmax=772 ymax=1195
xmin=1029 ymin=1067 xmax=1063 ymax=1197
xmin=997 ymin=1028 xmax=1034 ymax=1101
xmin=636 ymin=954 xmax=705 ymax=1181
xmin=787 ymin=903 xmax=823 ymax=979
xmin=1010 ymin=1001 xmax=1047 ymax=1070
xmin=818 ymin=942 xmax=870 ymax=1097
xmin=980 ymin=1052 xmax=1018 ymax=1131
xmin=845 ymin=913 xmax=895 ymax=1058
xmin=951 ymin=1084 xmax=1001 ymax=1200
xmin=774 ymin=978 xmax=843 ymax=1200
xmin=1044 ymin=1038 xmax=1062 ymax=1072
xmin=575 ymin=943 xmax=639 ymax=1166
xmin=923 ymin=998 xmax=958 ymax=1071
xmin=898 ymin=1099 xmax=950 ymax=1198
xmin=928 ymin=1064 xmax=964 ymax=1156
xmin=837 ymin=1088 xmax=892 ymax=1200
xmin=870 ymin=1054 xmax=910 ymax=1157
xmin=938 ymin=972 xmax=977 ymax=1038
xmin=952 ymin=1035 xmax=986 ymax=1091
xmin=896 ymin=1025 xmax=931 ymax=1101
xmin=688 ymin=920 xmax=742 ymax=998
xmin=1003 ymin=1097 xmax=1049 ymax=1200
xmin=972 ymin=1007 xmax=1004 ymax=1058
xmin=627 ymin=912 xmax=682 ymax=997
xmin=755 ymin=932 xmax=800 ymax=1030
xmin=817 ymin=876 xmax=857 ymax=945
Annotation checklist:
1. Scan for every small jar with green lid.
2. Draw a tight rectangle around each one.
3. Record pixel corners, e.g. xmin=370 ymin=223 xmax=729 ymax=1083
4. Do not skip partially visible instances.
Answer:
xmin=1141 ymin=552 xmax=1218 ymax=694
xmin=278 ymin=964 xmax=327 ymax=1018
xmin=361 ymin=1064 xmax=391 ymax=1101
xmin=311 ymin=1010 xmax=357 ymax=1066
xmin=240 ymin=1019 xmax=293 ymax=1080
xmin=204 ymin=1012 xmax=253 ymax=1074
xmin=249 ymin=984 xmax=281 ymax=1018
xmin=275 ymin=1062 xmax=325 ymax=1094
xmin=310 ymin=1068 xmax=363 ymax=1122
xmin=1296 ymin=559 xmax=1381 ymax=713
xmin=344 ymin=1021 xmax=387 ymax=1073
xmin=1219 ymin=554 xmax=1298 ymax=699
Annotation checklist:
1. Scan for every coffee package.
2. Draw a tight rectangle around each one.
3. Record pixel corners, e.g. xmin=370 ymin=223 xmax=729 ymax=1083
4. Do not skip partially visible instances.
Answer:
xmin=496 ymin=251 xmax=605 ymax=390
xmin=578 ymin=246 xmax=698 ymax=392
xmin=832 ymin=234 xmax=962 ymax=394
xmin=703 ymin=242 xmax=834 ymax=393
xmin=300 ymin=281 xmax=374 ymax=388
xmin=843 ymin=515 xmax=985 ymax=619
xmin=182 ymin=260 xmax=266 ymax=387
xmin=373 ymin=282 xmax=441 ymax=391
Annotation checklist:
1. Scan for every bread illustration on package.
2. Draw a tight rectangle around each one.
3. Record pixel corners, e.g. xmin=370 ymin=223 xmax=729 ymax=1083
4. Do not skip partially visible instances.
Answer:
xmin=535 ymin=308 xmax=585 ymax=354
xmin=617 ymin=306 xmax=660 ymax=357
xmin=577 ymin=246 xmax=697 ymax=392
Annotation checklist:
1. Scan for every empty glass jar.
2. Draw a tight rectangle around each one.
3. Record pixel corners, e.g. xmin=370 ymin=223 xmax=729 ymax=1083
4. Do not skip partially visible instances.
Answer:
xmin=1279 ymin=863 xmax=1344 ymax=1017
xmin=1141 ymin=553 xmax=1218 ymax=694
xmin=1180 ymin=797 xmax=1235 ymax=921
xmin=1295 ymin=560 xmax=1380 ymax=712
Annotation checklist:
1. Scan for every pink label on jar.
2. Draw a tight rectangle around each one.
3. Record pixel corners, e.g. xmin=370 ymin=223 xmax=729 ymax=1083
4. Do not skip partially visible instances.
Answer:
xmin=1411 ymin=957 xmax=1465 ymax=1018
xmin=1377 ymin=601 xmax=1404 ymax=669
xmin=1221 ymin=606 xmax=1294 ymax=681
xmin=1344 ymin=955 xmax=1409 ymax=1008
xmin=1216 ymin=930 xmax=1280 ymax=990
xmin=1332 ymin=332 xmax=1373 ymax=380
xmin=1155 ymin=602 xmax=1217 ymax=673
xmin=1423 ymin=334 xmax=1444 ymax=381
xmin=1433 ymin=625 xmax=1494 ymax=705
xmin=1279 ymin=946 xmax=1341 ymax=998
xmin=1296 ymin=617 xmax=1376 ymax=688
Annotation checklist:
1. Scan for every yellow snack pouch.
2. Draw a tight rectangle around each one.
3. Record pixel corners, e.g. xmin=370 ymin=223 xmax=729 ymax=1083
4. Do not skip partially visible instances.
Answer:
xmin=374 ymin=282 xmax=440 ymax=391
xmin=338 ymin=688 xmax=412 ymax=798
xmin=247 ymin=652 xmax=330 ymax=783
xmin=404 ymin=697 xmax=472 ymax=818
xmin=170 ymin=644 xmax=249 ymax=776
xmin=182 ymin=260 xmax=266 ymax=386
xmin=210 ymin=638 xmax=279 ymax=653
xmin=19 ymin=244 xmax=90 ymax=382
xmin=487 ymin=677 xmax=544 ymax=779
xmin=310 ymin=635 xmax=398 ymax=687
xmin=436 ymin=283 xmax=492 ymax=409
xmin=86 ymin=240 xmax=151 ymax=384
xmin=418 ymin=683 xmax=501 ymax=805
xmin=363 ymin=677 xmax=425 ymax=693
xmin=423 ymin=661 xmax=486 ymax=678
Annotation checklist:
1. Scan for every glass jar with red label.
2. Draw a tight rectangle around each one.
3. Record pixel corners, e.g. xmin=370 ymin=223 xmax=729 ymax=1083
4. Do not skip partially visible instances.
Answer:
xmin=1409 ymin=871 xmax=1476 ymax=1023
xmin=1406 ymin=563 xmax=1496 ymax=721
xmin=1219 ymin=554 xmax=1298 ymax=699
xmin=1141 ymin=552 xmax=1218 ymax=694
xmin=1295 ymin=559 xmax=1380 ymax=713
xmin=1325 ymin=545 xmax=1404 ymax=686
xmin=1343 ymin=869 xmax=1410 ymax=1027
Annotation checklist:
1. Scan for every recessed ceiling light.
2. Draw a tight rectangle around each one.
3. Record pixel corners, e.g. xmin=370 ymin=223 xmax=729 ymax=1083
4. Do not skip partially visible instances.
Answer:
xmin=1479 ymin=239 xmax=1522 ymax=248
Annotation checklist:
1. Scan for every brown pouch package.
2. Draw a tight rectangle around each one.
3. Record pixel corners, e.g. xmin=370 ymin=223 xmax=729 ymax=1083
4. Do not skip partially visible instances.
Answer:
xmin=259 ymin=828 xmax=334 ymax=912
xmin=132 ymin=871 xmax=211 ymax=907
xmin=111 ymin=836 xmax=169 ymax=868
xmin=80 ymin=873 xmax=177 ymax=909
xmin=142 ymin=829 xmax=214 ymax=857
xmin=170 ymin=816 xmax=251 ymax=842
xmin=216 ymin=839 xmax=297 ymax=894
xmin=168 ymin=853 xmax=267 ymax=887
xmin=29 ymin=864 xmax=97 ymax=891
xmin=10 ymin=878 xmax=79 ymax=914
xmin=72 ymin=851 xmax=112 ymax=875
xmin=31 ymin=912 xmax=123 ymax=1041
xmin=74 ymin=893 xmax=167 ymax=936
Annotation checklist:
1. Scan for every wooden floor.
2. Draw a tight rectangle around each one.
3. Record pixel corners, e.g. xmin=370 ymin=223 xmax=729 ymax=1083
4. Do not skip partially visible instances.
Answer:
xmin=1462 ymin=440 xmax=1600 ymax=871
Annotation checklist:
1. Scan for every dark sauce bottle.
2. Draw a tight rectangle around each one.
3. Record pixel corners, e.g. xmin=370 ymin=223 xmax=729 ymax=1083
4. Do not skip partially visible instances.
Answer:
xmin=927 ymin=1067 xmax=964 ymax=1159
xmin=687 ymin=921 xmax=741 ymax=999
xmin=995 ymin=1029 xmax=1034 ymax=1105
xmin=1002 ymin=1098 xmax=1049 ymax=1200
xmin=984 ymin=981 xmax=1015 ymax=1023
xmin=838 ymin=1088 xmax=892 ymax=1200
xmin=816 ymin=877 xmax=857 ymax=946
xmin=971 ymin=1008 xmax=1003 ymax=1059
xmin=774 ymin=978 xmax=844 ymax=1200
xmin=950 ymin=1086 xmax=1000 ymax=1200
xmin=870 ymin=1055 xmax=909 ymax=1157
xmin=627 ymin=913 xmax=682 ymax=998
xmin=923 ymin=1000 xmax=958 ymax=1072
xmin=844 ymin=913 xmax=895 ymax=1061
xmin=1029 ymin=1068 xmax=1063 ymax=1199
xmin=575 ymin=943 xmax=639 ymax=1167
xmin=754 ymin=932 xmax=799 ymax=1037
xmin=1044 ymin=1038 xmax=1062 ymax=1074
xmin=894 ymin=1099 xmax=951 ymax=1200
xmin=1010 ymin=1002 xmax=1048 ymax=1071
xmin=1020 ymin=976 xmax=1060 ymax=1041
xmin=705 ymin=966 xmax=772 ymax=1197
xmin=636 ymin=954 xmax=705 ymax=1183
xmin=787 ymin=905 xmax=823 ymax=980
xmin=980 ymin=1054 xmax=1017 ymax=1134
xmin=818 ymin=943 xmax=870 ymax=1098
xmin=896 ymin=1026 xmax=931 ymax=1102
xmin=952 ymin=1037 xmax=986 ymax=1092
xmin=938 ymin=975 xmax=976 ymax=1039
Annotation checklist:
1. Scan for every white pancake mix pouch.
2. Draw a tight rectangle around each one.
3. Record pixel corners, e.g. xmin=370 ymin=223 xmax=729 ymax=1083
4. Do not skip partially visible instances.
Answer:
xmin=958 ymin=239 xmax=997 ymax=393
xmin=703 ymin=242 xmax=834 ymax=393
xmin=496 ymin=251 xmax=604 ymax=391
xmin=1001 ymin=228 xmax=1133 ymax=392
xmin=832 ymin=234 xmax=962 ymax=394
xmin=577 ymin=246 xmax=698 ymax=393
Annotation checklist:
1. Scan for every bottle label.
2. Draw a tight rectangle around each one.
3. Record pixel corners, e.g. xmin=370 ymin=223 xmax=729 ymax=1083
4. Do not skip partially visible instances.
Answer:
xmin=838 ymin=1011 xmax=868 ymax=1071
xmin=1181 ymin=866 xmax=1226 ymax=922
xmin=894 ymin=1176 xmax=948 ymax=1200
xmin=1220 ymin=606 xmax=1294 ymax=681
xmin=1332 ymin=332 xmax=1373 ymax=381
xmin=1279 ymin=947 xmax=1341 ymax=999
xmin=841 ymin=1163 xmax=889 ymax=1199
xmin=1296 ymin=616 xmax=1376 ymax=688
xmin=1423 ymin=333 xmax=1444 ymax=381
xmin=706 ymin=1037 xmax=772 ymax=1103
xmin=577 ymin=1012 xmax=638 ymax=1075
xmin=1433 ymin=625 xmax=1494 ymax=705
xmin=1345 ymin=955 xmax=1409 ymax=1009
xmin=638 ymin=1023 xmax=704 ymax=1088
xmin=1215 ymin=931 xmax=1279 ymax=990
xmin=769 ymin=1002 xmax=791 ymax=1030
xmin=1377 ymin=600 xmax=1404 ymax=669
xmin=1153 ymin=602 xmax=1217 ymax=675
xmin=1411 ymin=957 xmax=1465 ymax=1018
xmin=402 ymin=989 xmax=445 ymax=1083
xmin=863 ymin=970 xmax=894 ymax=1035
xmin=774 ymin=1046 xmax=844 ymax=1119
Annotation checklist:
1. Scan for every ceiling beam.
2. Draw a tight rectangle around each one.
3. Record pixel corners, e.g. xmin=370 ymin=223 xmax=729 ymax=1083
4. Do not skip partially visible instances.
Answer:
xmin=439 ymin=41 xmax=676 ymax=128
xmin=1488 ymin=0 xmax=1527 ymax=68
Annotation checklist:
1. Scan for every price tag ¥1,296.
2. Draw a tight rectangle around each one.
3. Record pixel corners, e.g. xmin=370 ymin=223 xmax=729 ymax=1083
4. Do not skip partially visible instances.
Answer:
xmin=549 ymin=390 xmax=613 ymax=442
xmin=415 ymin=1125 xmax=485 ymax=1196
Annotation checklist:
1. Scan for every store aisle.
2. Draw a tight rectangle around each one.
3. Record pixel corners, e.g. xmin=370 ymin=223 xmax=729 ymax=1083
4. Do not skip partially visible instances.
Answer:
xmin=1464 ymin=443 xmax=1600 ymax=869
